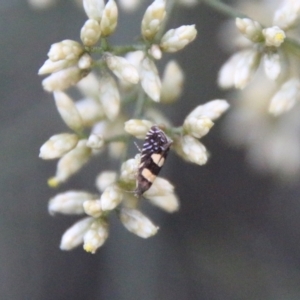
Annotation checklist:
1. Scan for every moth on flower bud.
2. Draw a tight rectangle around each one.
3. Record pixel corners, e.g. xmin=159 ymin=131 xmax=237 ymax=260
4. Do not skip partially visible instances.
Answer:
xmin=135 ymin=125 xmax=172 ymax=197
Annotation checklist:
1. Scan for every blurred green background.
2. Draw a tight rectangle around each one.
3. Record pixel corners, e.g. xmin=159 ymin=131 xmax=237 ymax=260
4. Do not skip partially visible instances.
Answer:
xmin=1 ymin=1 xmax=300 ymax=299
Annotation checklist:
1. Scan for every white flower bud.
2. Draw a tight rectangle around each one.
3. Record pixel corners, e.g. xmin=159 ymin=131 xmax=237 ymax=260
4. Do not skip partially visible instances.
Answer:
xmin=119 ymin=208 xmax=159 ymax=238
xmin=233 ymin=49 xmax=260 ymax=89
xmin=118 ymin=0 xmax=140 ymax=12
xmin=99 ymin=75 xmax=120 ymax=120
xmin=269 ymin=78 xmax=300 ymax=116
xmin=273 ymin=1 xmax=300 ymax=30
xmin=235 ymin=18 xmax=263 ymax=43
xmin=140 ymin=57 xmax=161 ymax=102
xmin=262 ymin=26 xmax=286 ymax=47
xmin=160 ymin=60 xmax=184 ymax=103
xmin=80 ymin=19 xmax=101 ymax=47
xmin=38 ymin=58 xmax=75 ymax=75
xmin=144 ymin=108 xmax=172 ymax=127
xmin=148 ymin=44 xmax=162 ymax=60
xmin=124 ymin=51 xmax=144 ymax=69
xmin=83 ymin=200 xmax=102 ymax=217
xmin=100 ymin=0 xmax=118 ymax=37
xmin=83 ymin=0 xmax=105 ymax=21
xmin=83 ymin=219 xmax=109 ymax=253
xmin=218 ymin=51 xmax=242 ymax=89
xmin=78 ymin=53 xmax=93 ymax=70
xmin=49 ymin=191 xmax=95 ymax=215
xmin=39 ymin=133 xmax=79 ymax=159
xmin=87 ymin=133 xmax=104 ymax=149
xmin=187 ymin=99 xmax=230 ymax=120
xmin=263 ymin=52 xmax=281 ymax=80
xmin=48 ymin=40 xmax=84 ymax=62
xmin=124 ymin=119 xmax=153 ymax=139
xmin=183 ymin=116 xmax=214 ymax=139
xmin=100 ymin=184 xmax=123 ymax=211
xmin=141 ymin=0 xmax=166 ymax=41
xmin=160 ymin=25 xmax=197 ymax=52
xmin=144 ymin=177 xmax=179 ymax=213
xmin=28 ymin=0 xmax=56 ymax=10
xmin=120 ymin=155 xmax=140 ymax=183
xmin=105 ymin=54 xmax=139 ymax=84
xmin=42 ymin=66 xmax=88 ymax=92
xmin=75 ymin=98 xmax=104 ymax=127
xmin=76 ymin=72 xmax=100 ymax=99
xmin=176 ymin=135 xmax=208 ymax=165
xmin=53 ymin=91 xmax=84 ymax=132
xmin=51 ymin=140 xmax=92 ymax=184
xmin=60 ymin=217 xmax=94 ymax=251
xmin=96 ymin=171 xmax=117 ymax=192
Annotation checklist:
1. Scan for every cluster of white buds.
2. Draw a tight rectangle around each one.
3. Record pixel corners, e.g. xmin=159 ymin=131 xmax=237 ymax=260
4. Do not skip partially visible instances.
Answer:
xmin=38 ymin=0 xmax=230 ymax=254
xmin=218 ymin=15 xmax=288 ymax=90
xmin=174 ymin=100 xmax=229 ymax=165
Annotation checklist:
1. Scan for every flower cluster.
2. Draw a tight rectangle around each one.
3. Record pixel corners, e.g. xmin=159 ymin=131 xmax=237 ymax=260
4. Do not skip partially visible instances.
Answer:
xmin=39 ymin=0 xmax=229 ymax=253
xmin=217 ymin=0 xmax=300 ymax=179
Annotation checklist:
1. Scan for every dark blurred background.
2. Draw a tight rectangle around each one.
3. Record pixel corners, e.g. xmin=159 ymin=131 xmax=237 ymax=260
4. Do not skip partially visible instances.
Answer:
xmin=1 ymin=1 xmax=300 ymax=299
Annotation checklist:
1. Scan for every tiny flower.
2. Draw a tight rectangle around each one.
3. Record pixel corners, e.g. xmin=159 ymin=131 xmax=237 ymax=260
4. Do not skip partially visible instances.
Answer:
xmin=42 ymin=66 xmax=89 ymax=91
xmin=60 ymin=217 xmax=94 ymax=251
xmin=83 ymin=0 xmax=105 ymax=21
xmin=124 ymin=119 xmax=153 ymax=139
xmin=160 ymin=60 xmax=184 ymax=104
xmin=262 ymin=26 xmax=286 ymax=47
xmin=269 ymin=78 xmax=300 ymax=116
xmin=83 ymin=199 xmax=102 ymax=217
xmin=99 ymin=75 xmax=120 ymax=120
xmin=160 ymin=25 xmax=197 ymax=53
xmin=105 ymin=54 xmax=140 ymax=84
xmin=52 ymin=140 xmax=92 ymax=184
xmin=187 ymin=99 xmax=230 ymax=120
xmin=96 ymin=171 xmax=117 ymax=192
xmin=78 ymin=53 xmax=93 ymax=70
xmin=83 ymin=219 xmax=109 ymax=253
xmin=80 ymin=19 xmax=101 ymax=47
xmin=263 ymin=51 xmax=281 ymax=80
xmin=100 ymin=184 xmax=123 ymax=211
xmin=119 ymin=155 xmax=140 ymax=183
xmin=100 ymin=0 xmax=118 ymax=37
xmin=183 ymin=116 xmax=214 ymax=139
xmin=75 ymin=98 xmax=104 ymax=127
xmin=141 ymin=0 xmax=166 ymax=41
xmin=39 ymin=133 xmax=79 ymax=159
xmin=148 ymin=44 xmax=162 ymax=60
xmin=140 ymin=57 xmax=161 ymax=102
xmin=86 ymin=133 xmax=104 ymax=149
xmin=38 ymin=58 xmax=75 ymax=75
xmin=53 ymin=91 xmax=84 ymax=132
xmin=144 ymin=177 xmax=179 ymax=213
xmin=49 ymin=191 xmax=96 ymax=215
xmin=119 ymin=208 xmax=159 ymax=238
xmin=47 ymin=40 xmax=84 ymax=62
xmin=176 ymin=135 xmax=208 ymax=165
xmin=235 ymin=18 xmax=263 ymax=43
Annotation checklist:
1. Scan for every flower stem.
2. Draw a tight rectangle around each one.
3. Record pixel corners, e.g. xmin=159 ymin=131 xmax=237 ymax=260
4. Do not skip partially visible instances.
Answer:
xmin=202 ymin=0 xmax=246 ymax=18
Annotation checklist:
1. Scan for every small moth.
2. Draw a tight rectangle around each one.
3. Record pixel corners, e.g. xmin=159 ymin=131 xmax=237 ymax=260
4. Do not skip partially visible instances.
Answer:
xmin=135 ymin=125 xmax=172 ymax=197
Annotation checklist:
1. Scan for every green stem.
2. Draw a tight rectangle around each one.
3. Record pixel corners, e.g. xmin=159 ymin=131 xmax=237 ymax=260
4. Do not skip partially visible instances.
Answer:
xmin=284 ymin=37 xmax=300 ymax=58
xmin=202 ymin=0 xmax=246 ymax=18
